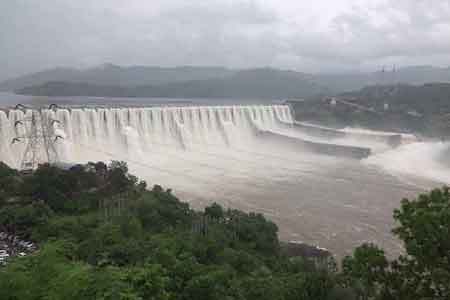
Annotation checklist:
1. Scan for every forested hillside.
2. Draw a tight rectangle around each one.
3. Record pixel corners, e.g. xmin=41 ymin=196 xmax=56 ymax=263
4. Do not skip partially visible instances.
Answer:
xmin=0 ymin=64 xmax=233 ymax=92
xmin=5 ymin=64 xmax=450 ymax=98
xmin=292 ymin=83 xmax=450 ymax=138
xmin=0 ymin=162 xmax=449 ymax=299
xmin=15 ymin=68 xmax=325 ymax=99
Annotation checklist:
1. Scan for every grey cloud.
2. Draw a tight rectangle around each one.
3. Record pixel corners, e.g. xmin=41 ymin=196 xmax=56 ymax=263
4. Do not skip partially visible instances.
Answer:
xmin=1 ymin=0 xmax=450 ymax=81
xmin=286 ymin=0 xmax=450 ymax=67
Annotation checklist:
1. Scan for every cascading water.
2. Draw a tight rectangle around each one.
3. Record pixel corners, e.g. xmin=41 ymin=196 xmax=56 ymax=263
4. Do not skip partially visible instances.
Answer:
xmin=0 ymin=105 xmax=293 ymax=170
xmin=1 ymin=103 xmax=449 ymax=258
xmin=2 ymin=104 xmax=449 ymax=185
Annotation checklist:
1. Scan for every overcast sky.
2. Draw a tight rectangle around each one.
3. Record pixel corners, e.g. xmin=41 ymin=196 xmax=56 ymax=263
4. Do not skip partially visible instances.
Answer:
xmin=1 ymin=0 xmax=450 ymax=80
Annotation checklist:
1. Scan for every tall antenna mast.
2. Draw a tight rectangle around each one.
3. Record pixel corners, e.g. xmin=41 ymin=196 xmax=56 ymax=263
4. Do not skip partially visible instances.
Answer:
xmin=392 ymin=64 xmax=396 ymax=84
xmin=375 ymin=66 xmax=385 ymax=99
xmin=11 ymin=104 xmax=64 ymax=172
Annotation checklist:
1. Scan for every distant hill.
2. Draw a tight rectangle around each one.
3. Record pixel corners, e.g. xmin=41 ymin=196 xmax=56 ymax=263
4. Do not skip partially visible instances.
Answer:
xmin=16 ymin=68 xmax=327 ymax=99
xmin=316 ymin=66 xmax=450 ymax=93
xmin=340 ymin=82 xmax=450 ymax=115
xmin=0 ymin=64 xmax=234 ymax=92
xmin=291 ymin=82 xmax=450 ymax=137
xmin=5 ymin=63 xmax=450 ymax=98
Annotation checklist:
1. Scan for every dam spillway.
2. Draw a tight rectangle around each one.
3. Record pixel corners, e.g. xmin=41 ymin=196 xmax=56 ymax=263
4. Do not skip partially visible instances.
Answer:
xmin=0 ymin=104 xmax=379 ymax=170
xmin=0 ymin=103 xmax=447 ymax=258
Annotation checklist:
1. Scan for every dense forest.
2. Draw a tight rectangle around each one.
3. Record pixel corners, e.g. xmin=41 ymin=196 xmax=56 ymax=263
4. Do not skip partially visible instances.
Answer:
xmin=0 ymin=162 xmax=449 ymax=299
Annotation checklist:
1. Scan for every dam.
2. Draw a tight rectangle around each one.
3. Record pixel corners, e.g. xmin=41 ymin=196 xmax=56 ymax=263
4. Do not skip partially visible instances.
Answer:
xmin=0 ymin=104 xmax=401 ymax=169
xmin=0 ymin=103 xmax=447 ymax=258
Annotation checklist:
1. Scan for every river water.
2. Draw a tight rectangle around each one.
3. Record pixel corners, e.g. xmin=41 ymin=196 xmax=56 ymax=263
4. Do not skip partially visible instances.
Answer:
xmin=0 ymin=93 xmax=447 ymax=258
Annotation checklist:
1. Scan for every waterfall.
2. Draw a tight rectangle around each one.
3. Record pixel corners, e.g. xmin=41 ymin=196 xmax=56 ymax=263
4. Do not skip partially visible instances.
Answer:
xmin=2 ymin=103 xmax=449 ymax=189
xmin=0 ymin=105 xmax=293 ymax=169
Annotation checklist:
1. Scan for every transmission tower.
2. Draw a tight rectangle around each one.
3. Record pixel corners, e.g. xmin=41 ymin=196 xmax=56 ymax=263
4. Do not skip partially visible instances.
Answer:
xmin=11 ymin=104 xmax=64 ymax=172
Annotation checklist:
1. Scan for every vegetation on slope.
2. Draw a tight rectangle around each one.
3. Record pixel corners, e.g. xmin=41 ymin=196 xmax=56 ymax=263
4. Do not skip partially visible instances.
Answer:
xmin=0 ymin=64 xmax=233 ymax=92
xmin=0 ymin=161 xmax=449 ymax=299
xmin=4 ymin=63 xmax=450 ymax=95
xmin=292 ymin=83 xmax=450 ymax=138
xmin=15 ymin=68 xmax=325 ymax=99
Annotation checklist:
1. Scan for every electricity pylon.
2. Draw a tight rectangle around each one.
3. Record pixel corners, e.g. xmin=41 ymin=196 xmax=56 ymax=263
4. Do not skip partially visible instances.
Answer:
xmin=11 ymin=104 xmax=64 ymax=172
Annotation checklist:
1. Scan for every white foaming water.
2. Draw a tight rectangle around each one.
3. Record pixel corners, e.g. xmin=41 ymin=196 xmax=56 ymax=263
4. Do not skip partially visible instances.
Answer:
xmin=342 ymin=127 xmax=418 ymax=144
xmin=342 ymin=127 xmax=408 ymax=136
xmin=0 ymin=105 xmax=448 ymax=184
xmin=1 ymin=104 xmax=449 ymax=258
xmin=365 ymin=141 xmax=450 ymax=184
xmin=0 ymin=105 xmax=306 ymax=186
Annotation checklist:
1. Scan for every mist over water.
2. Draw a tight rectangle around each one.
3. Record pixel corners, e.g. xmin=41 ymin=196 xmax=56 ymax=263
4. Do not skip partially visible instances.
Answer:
xmin=365 ymin=141 xmax=450 ymax=185
xmin=0 ymin=103 xmax=449 ymax=257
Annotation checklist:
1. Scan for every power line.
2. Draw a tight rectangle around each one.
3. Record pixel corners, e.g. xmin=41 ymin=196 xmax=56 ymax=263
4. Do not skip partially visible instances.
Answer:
xmin=8 ymin=105 xmax=330 ymax=181
xmin=51 ymin=105 xmax=417 ymax=189
xmin=13 ymin=106 xmax=423 ymax=191
xmin=63 ymin=140 xmax=215 ymax=185
xmin=11 ymin=106 xmax=63 ymax=171
xmin=61 ymin=136 xmax=421 ymax=192
xmin=66 ymin=140 xmax=298 ymax=191
xmin=138 ymin=135 xmax=378 ymax=182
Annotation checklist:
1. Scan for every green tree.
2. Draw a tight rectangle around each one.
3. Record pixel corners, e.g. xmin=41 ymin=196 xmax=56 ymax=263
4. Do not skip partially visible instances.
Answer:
xmin=0 ymin=201 xmax=53 ymax=238
xmin=341 ymin=187 xmax=450 ymax=300
xmin=240 ymin=274 xmax=284 ymax=300
xmin=184 ymin=268 xmax=239 ymax=300
xmin=205 ymin=203 xmax=225 ymax=221
xmin=126 ymin=263 xmax=171 ymax=300
xmin=391 ymin=187 xmax=450 ymax=299
xmin=341 ymin=243 xmax=388 ymax=300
